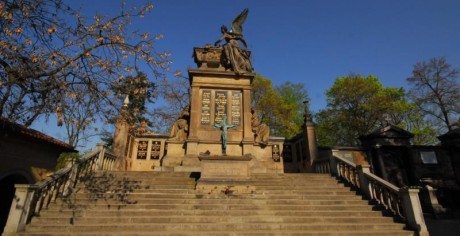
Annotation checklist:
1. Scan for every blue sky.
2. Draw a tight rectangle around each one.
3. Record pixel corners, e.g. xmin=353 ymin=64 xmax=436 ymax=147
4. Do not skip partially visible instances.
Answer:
xmin=150 ymin=0 xmax=460 ymax=109
xmin=32 ymin=0 xmax=460 ymax=150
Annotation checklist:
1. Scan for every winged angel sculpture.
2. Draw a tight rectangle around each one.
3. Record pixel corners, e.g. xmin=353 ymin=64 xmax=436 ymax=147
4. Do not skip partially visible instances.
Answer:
xmin=214 ymin=8 xmax=253 ymax=74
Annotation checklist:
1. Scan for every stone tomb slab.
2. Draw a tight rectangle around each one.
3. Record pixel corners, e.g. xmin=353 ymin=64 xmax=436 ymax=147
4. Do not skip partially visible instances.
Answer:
xmin=196 ymin=155 xmax=255 ymax=194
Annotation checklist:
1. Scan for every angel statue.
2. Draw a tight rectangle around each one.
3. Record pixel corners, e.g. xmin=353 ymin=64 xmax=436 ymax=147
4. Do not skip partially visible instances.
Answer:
xmin=214 ymin=8 xmax=253 ymax=74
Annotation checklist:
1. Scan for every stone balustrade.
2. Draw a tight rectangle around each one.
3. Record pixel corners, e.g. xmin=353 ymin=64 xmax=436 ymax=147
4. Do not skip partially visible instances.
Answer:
xmin=314 ymin=154 xmax=429 ymax=236
xmin=2 ymin=144 xmax=117 ymax=235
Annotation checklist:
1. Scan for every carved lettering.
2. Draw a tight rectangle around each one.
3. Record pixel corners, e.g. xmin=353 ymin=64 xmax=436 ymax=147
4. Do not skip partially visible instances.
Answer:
xmin=272 ymin=144 xmax=280 ymax=162
xmin=150 ymin=141 xmax=161 ymax=159
xmin=214 ymin=91 xmax=228 ymax=124
xmin=231 ymin=91 xmax=241 ymax=125
xmin=137 ymin=141 xmax=148 ymax=159
xmin=201 ymin=90 xmax=211 ymax=125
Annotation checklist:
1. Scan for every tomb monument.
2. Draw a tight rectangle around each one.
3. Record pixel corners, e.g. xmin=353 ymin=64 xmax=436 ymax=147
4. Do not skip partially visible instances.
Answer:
xmin=161 ymin=9 xmax=284 ymax=177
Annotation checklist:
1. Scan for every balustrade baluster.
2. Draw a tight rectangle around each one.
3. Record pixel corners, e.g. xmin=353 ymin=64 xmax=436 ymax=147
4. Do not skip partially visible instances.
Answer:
xmin=51 ymin=176 xmax=64 ymax=202
xmin=34 ymin=189 xmax=46 ymax=216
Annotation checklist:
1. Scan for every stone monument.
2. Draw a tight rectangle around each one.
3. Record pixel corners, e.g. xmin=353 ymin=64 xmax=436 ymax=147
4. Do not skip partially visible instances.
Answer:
xmin=162 ymin=9 xmax=284 ymax=178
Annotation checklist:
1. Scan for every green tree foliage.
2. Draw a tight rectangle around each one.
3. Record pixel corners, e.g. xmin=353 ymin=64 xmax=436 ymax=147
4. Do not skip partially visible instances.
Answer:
xmin=407 ymin=57 xmax=460 ymax=133
xmin=55 ymin=152 xmax=80 ymax=170
xmin=111 ymin=72 xmax=155 ymax=124
xmin=0 ymin=0 xmax=169 ymax=129
xmin=251 ymin=75 xmax=308 ymax=138
xmin=397 ymin=105 xmax=438 ymax=145
xmin=315 ymin=74 xmax=409 ymax=146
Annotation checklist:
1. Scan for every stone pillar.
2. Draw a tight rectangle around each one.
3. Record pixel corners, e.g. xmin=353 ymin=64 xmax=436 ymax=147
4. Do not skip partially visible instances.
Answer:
xmin=306 ymin=121 xmax=318 ymax=165
xmin=329 ymin=150 xmax=338 ymax=176
xmin=303 ymin=100 xmax=318 ymax=165
xmin=187 ymin=85 xmax=200 ymax=142
xmin=3 ymin=184 xmax=38 ymax=234
xmin=112 ymin=97 xmax=130 ymax=170
xmin=96 ymin=143 xmax=106 ymax=170
xmin=422 ymin=184 xmax=448 ymax=218
xmin=356 ymin=165 xmax=372 ymax=199
xmin=242 ymin=88 xmax=253 ymax=143
xmin=399 ymin=188 xmax=429 ymax=236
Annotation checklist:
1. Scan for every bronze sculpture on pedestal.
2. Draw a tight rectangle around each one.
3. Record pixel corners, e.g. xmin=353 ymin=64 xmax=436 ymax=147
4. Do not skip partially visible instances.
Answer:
xmin=214 ymin=8 xmax=253 ymax=74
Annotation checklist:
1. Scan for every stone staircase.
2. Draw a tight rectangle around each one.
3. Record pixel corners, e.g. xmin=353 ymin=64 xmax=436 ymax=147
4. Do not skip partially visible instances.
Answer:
xmin=19 ymin=171 xmax=415 ymax=235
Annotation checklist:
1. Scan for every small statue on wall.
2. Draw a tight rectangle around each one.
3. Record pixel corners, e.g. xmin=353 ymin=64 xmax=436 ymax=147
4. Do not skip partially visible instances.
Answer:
xmin=168 ymin=105 xmax=190 ymax=141
xmin=214 ymin=8 xmax=253 ymax=74
xmin=251 ymin=109 xmax=269 ymax=145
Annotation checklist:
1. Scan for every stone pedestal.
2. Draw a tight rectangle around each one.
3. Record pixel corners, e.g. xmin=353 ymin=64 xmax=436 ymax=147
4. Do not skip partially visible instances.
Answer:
xmin=161 ymin=141 xmax=186 ymax=168
xmin=196 ymin=155 xmax=255 ymax=194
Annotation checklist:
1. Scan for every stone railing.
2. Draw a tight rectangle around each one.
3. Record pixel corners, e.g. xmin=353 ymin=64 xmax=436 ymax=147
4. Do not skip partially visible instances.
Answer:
xmin=2 ymin=144 xmax=117 ymax=235
xmin=314 ymin=154 xmax=429 ymax=236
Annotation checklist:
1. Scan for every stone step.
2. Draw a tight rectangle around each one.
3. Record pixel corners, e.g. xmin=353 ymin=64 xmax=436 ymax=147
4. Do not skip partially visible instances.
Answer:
xmin=25 ymin=223 xmax=407 ymax=232
xmin=45 ymin=203 xmax=376 ymax=211
xmin=55 ymin=198 xmax=369 ymax=206
xmin=65 ymin=193 xmax=364 ymax=201
xmin=253 ymin=181 xmax=342 ymax=185
xmin=80 ymin=184 xmax=196 ymax=192
xmin=38 ymin=209 xmax=387 ymax=218
xmin=32 ymin=215 xmax=397 ymax=225
xmin=116 ymin=181 xmax=343 ymax=185
xmin=100 ymin=171 xmax=196 ymax=176
xmin=255 ymin=185 xmax=350 ymax=192
xmin=74 ymin=188 xmax=355 ymax=196
xmin=20 ymin=172 xmax=414 ymax=235
xmin=18 ymin=231 xmax=414 ymax=236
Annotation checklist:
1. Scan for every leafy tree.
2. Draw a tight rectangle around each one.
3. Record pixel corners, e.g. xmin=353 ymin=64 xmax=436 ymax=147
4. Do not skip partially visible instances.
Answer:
xmin=397 ymin=106 xmax=438 ymax=145
xmin=316 ymin=74 xmax=409 ymax=146
xmin=407 ymin=57 xmax=460 ymax=133
xmin=0 ymin=0 xmax=169 ymax=131
xmin=111 ymin=72 xmax=155 ymax=125
xmin=274 ymin=81 xmax=309 ymax=137
xmin=251 ymin=75 xmax=309 ymax=138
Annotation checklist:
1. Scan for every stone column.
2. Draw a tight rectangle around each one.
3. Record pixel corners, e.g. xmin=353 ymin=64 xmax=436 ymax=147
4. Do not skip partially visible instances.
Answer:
xmin=3 ymin=184 xmax=38 ymax=234
xmin=399 ymin=188 xmax=429 ymax=236
xmin=306 ymin=121 xmax=318 ymax=165
xmin=96 ymin=143 xmax=107 ymax=170
xmin=356 ymin=165 xmax=372 ymax=199
xmin=112 ymin=96 xmax=130 ymax=170
xmin=303 ymin=100 xmax=318 ymax=166
xmin=242 ymin=88 xmax=253 ymax=143
xmin=329 ymin=150 xmax=339 ymax=176
xmin=187 ymin=85 xmax=200 ymax=142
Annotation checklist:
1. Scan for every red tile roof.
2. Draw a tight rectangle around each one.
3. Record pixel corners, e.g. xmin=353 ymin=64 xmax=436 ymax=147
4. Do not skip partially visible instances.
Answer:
xmin=0 ymin=117 xmax=75 ymax=151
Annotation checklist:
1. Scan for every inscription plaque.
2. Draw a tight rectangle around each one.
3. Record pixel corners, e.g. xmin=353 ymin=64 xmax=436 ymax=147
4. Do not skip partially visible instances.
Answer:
xmin=231 ymin=91 xmax=241 ymax=125
xmin=136 ymin=141 xmax=148 ymax=159
xmin=272 ymin=144 xmax=280 ymax=162
xmin=201 ymin=90 xmax=211 ymax=125
xmin=150 ymin=141 xmax=161 ymax=159
xmin=214 ymin=91 xmax=228 ymax=124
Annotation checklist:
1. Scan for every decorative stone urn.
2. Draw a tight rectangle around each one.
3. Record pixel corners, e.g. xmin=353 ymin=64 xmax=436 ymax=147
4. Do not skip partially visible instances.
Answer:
xmin=193 ymin=46 xmax=224 ymax=70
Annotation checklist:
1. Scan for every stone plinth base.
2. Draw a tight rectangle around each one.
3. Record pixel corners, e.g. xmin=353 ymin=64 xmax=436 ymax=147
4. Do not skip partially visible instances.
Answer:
xmin=196 ymin=180 xmax=255 ymax=194
xmin=161 ymin=141 xmax=186 ymax=167
xmin=196 ymin=154 xmax=254 ymax=194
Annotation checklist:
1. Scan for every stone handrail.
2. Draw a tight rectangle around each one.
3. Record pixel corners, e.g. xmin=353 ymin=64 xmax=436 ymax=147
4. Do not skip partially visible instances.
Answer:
xmin=314 ymin=154 xmax=428 ymax=236
xmin=2 ymin=144 xmax=117 ymax=235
